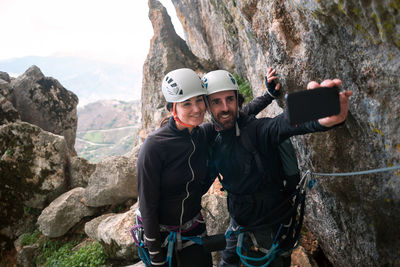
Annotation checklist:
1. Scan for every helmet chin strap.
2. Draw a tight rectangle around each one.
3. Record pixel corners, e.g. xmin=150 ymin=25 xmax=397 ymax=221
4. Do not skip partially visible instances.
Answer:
xmin=172 ymin=102 xmax=196 ymax=128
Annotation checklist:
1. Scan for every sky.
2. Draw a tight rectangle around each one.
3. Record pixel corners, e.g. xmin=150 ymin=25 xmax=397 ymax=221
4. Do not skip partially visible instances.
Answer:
xmin=0 ymin=0 xmax=184 ymax=104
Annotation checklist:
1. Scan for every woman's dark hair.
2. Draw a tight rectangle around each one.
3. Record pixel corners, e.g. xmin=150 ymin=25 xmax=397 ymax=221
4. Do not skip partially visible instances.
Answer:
xmin=166 ymin=102 xmax=173 ymax=112
xmin=160 ymin=102 xmax=174 ymax=127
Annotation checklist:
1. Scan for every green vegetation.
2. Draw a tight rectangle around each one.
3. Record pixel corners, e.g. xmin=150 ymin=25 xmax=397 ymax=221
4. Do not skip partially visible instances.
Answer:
xmin=82 ymin=131 xmax=104 ymax=143
xmin=20 ymin=229 xmax=41 ymax=246
xmin=45 ymin=241 xmax=107 ymax=267
xmin=6 ymin=148 xmax=13 ymax=156
xmin=106 ymin=118 xmax=118 ymax=128
xmin=233 ymin=73 xmax=253 ymax=104
xmin=18 ymin=229 xmax=107 ymax=267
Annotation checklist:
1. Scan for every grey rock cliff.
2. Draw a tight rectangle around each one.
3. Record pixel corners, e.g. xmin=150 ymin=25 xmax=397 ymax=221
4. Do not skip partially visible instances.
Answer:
xmin=0 ymin=122 xmax=70 ymax=250
xmin=37 ymin=187 xmax=97 ymax=238
xmin=140 ymin=0 xmax=216 ymax=137
xmin=0 ymin=78 xmax=20 ymax=124
xmin=140 ymin=0 xmax=400 ymax=266
xmin=11 ymin=65 xmax=78 ymax=154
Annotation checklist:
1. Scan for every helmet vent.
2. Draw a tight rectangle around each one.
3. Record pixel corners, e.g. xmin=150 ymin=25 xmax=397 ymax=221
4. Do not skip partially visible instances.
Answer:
xmin=228 ymin=73 xmax=236 ymax=85
xmin=203 ymin=78 xmax=208 ymax=88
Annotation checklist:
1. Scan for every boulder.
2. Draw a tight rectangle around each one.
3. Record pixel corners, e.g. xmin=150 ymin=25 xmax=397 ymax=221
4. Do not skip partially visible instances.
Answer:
xmin=0 ymin=122 xmax=70 ymax=251
xmin=84 ymin=202 xmax=139 ymax=261
xmin=291 ymin=246 xmax=318 ymax=267
xmin=11 ymin=65 xmax=78 ymax=154
xmin=69 ymin=156 xmax=96 ymax=188
xmin=201 ymin=193 xmax=230 ymax=266
xmin=0 ymin=71 xmax=11 ymax=83
xmin=83 ymin=147 xmax=139 ymax=207
xmin=0 ymin=78 xmax=20 ymax=124
xmin=16 ymin=244 xmax=39 ymax=267
xmin=37 ymin=187 xmax=98 ymax=238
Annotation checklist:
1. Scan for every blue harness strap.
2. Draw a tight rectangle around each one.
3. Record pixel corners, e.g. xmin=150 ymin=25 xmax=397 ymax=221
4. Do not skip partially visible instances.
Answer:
xmin=130 ymin=225 xmax=151 ymax=267
xmin=236 ymin=232 xmax=280 ymax=267
xmin=131 ymin=225 xmax=204 ymax=267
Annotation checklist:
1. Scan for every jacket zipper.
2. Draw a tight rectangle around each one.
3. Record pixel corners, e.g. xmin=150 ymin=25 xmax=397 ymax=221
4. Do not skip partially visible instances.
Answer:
xmin=179 ymin=137 xmax=196 ymax=228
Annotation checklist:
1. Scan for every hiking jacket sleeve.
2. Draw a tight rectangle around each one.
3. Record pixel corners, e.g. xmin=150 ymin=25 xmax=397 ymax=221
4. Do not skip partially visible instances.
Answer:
xmin=257 ymin=113 xmax=333 ymax=148
xmin=137 ymin=137 xmax=166 ymax=264
xmin=241 ymin=92 xmax=275 ymax=116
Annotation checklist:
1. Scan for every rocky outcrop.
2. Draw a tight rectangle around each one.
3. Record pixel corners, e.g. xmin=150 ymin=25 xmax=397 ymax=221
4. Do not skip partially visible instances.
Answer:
xmin=0 ymin=71 xmax=11 ymax=83
xmin=201 ymin=194 xmax=230 ymax=266
xmin=0 ymin=122 xmax=70 ymax=250
xmin=69 ymin=156 xmax=96 ymax=188
xmin=140 ymin=0 xmax=216 ymax=136
xmin=37 ymin=187 xmax=97 ymax=237
xmin=83 ymin=146 xmax=139 ymax=207
xmin=11 ymin=65 xmax=78 ymax=154
xmin=1 ymin=64 xmax=142 ymax=263
xmin=84 ymin=203 xmax=139 ymax=261
xmin=2 ymin=0 xmax=398 ymax=266
xmin=165 ymin=1 xmax=400 ymax=266
xmin=0 ymin=77 xmax=20 ymax=124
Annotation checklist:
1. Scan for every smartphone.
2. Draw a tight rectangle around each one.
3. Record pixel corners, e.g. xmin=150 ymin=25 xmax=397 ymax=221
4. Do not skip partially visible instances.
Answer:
xmin=284 ymin=86 xmax=340 ymax=125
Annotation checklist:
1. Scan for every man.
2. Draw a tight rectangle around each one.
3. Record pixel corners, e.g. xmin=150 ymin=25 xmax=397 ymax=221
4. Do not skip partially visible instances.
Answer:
xmin=203 ymin=69 xmax=352 ymax=267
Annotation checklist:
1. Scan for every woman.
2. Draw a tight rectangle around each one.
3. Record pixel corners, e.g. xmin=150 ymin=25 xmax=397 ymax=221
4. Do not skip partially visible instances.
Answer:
xmin=137 ymin=68 xmax=214 ymax=267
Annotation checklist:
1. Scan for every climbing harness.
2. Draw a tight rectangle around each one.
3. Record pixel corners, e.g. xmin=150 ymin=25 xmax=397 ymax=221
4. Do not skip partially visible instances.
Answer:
xmin=130 ymin=224 xmax=151 ymax=267
xmin=221 ymin=165 xmax=400 ymax=267
xmin=130 ymin=212 xmax=219 ymax=267
xmin=131 ymin=165 xmax=400 ymax=267
xmin=131 ymin=224 xmax=225 ymax=267
xmin=222 ymin=170 xmax=311 ymax=267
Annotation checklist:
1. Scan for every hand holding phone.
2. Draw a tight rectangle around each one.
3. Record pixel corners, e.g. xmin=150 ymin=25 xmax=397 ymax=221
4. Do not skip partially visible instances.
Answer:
xmin=284 ymin=86 xmax=340 ymax=125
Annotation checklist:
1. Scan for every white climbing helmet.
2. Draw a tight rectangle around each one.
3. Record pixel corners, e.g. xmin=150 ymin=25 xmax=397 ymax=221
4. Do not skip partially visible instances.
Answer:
xmin=202 ymin=70 xmax=239 ymax=95
xmin=161 ymin=68 xmax=206 ymax=103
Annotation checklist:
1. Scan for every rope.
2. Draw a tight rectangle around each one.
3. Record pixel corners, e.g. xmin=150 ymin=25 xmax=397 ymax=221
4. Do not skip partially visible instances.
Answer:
xmin=236 ymin=232 xmax=280 ymax=267
xmin=311 ymin=165 xmax=400 ymax=177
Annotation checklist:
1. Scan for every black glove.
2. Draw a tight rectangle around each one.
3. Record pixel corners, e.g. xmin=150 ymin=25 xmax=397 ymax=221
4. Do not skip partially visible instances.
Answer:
xmin=146 ymin=239 xmax=167 ymax=266
xmin=265 ymin=76 xmax=281 ymax=98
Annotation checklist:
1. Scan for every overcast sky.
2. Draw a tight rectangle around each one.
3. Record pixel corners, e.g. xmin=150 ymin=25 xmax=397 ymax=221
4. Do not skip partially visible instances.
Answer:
xmin=0 ymin=0 xmax=184 ymax=71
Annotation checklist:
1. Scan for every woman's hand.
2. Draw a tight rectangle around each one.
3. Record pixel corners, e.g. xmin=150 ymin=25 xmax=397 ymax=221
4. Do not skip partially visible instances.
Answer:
xmin=265 ymin=67 xmax=281 ymax=97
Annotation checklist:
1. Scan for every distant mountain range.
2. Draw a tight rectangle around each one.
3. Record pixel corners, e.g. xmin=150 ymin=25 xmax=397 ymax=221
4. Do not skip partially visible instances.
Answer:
xmin=75 ymin=99 xmax=142 ymax=162
xmin=0 ymin=56 xmax=142 ymax=106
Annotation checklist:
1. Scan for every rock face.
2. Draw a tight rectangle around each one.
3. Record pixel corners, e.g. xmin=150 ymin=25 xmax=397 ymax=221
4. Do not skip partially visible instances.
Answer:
xmin=84 ymin=203 xmax=139 ymax=261
xmin=139 ymin=0 xmax=399 ymax=266
xmin=0 ymin=76 xmax=20 ymax=124
xmin=37 ymin=187 xmax=97 ymax=238
xmin=0 ymin=71 xmax=11 ymax=83
xmin=69 ymin=156 xmax=96 ymax=188
xmin=0 ymin=122 xmax=70 ymax=249
xmin=140 ymin=0 xmax=216 ymax=136
xmin=83 ymin=147 xmax=140 ymax=207
xmin=201 ymin=194 xmax=230 ymax=266
xmin=11 ymin=65 xmax=78 ymax=154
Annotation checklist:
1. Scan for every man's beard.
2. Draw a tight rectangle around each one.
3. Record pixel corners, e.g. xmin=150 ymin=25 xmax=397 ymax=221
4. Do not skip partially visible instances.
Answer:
xmin=215 ymin=110 xmax=236 ymax=130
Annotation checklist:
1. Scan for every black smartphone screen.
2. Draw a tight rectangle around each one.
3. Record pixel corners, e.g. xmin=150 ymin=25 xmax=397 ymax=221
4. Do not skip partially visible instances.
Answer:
xmin=284 ymin=86 xmax=340 ymax=125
